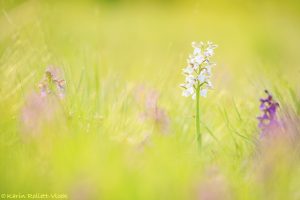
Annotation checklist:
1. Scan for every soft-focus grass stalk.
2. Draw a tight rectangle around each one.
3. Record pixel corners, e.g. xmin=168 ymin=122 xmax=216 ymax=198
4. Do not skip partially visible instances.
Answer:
xmin=195 ymin=85 xmax=201 ymax=147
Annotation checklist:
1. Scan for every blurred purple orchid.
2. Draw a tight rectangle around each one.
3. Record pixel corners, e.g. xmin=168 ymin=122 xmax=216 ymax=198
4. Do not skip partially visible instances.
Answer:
xmin=257 ymin=90 xmax=280 ymax=137
xmin=21 ymin=66 xmax=66 ymax=136
xmin=134 ymin=85 xmax=170 ymax=134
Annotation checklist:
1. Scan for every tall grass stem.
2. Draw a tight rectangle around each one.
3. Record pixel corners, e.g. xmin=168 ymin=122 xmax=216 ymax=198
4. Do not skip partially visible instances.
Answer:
xmin=195 ymin=86 xmax=201 ymax=148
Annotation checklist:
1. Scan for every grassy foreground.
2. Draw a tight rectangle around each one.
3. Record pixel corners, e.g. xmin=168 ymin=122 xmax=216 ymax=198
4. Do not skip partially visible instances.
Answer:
xmin=0 ymin=0 xmax=300 ymax=199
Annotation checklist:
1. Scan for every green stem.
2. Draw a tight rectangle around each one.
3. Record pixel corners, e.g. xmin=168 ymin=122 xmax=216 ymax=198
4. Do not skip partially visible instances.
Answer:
xmin=195 ymin=86 xmax=201 ymax=148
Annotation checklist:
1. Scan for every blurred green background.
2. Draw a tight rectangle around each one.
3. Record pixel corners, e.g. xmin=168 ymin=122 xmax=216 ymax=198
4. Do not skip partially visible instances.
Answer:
xmin=0 ymin=0 xmax=300 ymax=199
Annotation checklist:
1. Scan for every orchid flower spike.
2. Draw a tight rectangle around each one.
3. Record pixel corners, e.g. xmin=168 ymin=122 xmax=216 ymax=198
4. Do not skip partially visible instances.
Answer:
xmin=180 ymin=41 xmax=217 ymax=99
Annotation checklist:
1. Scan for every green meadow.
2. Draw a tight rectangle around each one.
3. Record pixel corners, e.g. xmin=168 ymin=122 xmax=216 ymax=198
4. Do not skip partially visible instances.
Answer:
xmin=0 ymin=0 xmax=300 ymax=199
